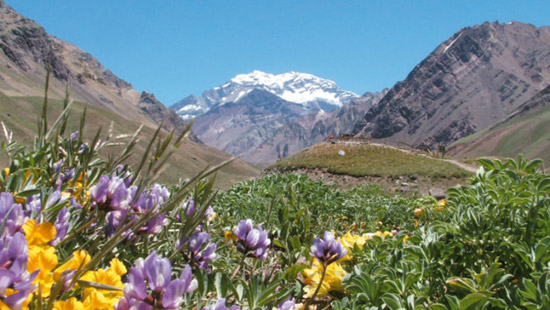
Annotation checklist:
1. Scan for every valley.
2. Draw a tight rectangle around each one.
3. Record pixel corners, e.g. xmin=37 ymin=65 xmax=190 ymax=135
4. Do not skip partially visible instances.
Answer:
xmin=1 ymin=1 xmax=550 ymax=309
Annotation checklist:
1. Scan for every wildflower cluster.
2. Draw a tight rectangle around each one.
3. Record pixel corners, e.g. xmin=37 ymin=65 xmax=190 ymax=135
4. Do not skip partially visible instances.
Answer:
xmin=4 ymin=76 xmax=550 ymax=310
xmin=116 ymin=252 xmax=197 ymax=310
xmin=90 ymin=172 xmax=170 ymax=237
xmin=232 ymin=219 xmax=271 ymax=259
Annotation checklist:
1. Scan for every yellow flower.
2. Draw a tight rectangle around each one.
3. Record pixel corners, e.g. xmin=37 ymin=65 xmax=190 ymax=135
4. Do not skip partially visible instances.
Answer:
xmin=27 ymin=246 xmax=58 ymax=297
xmin=403 ymin=235 xmax=410 ymax=244
xmin=437 ymin=199 xmax=447 ymax=211
xmin=339 ymin=232 xmax=369 ymax=260
xmin=23 ymin=219 xmax=57 ymax=247
xmin=23 ymin=219 xmax=58 ymax=298
xmin=80 ymin=258 xmax=127 ymax=309
xmin=373 ymin=231 xmax=393 ymax=238
xmin=54 ymin=250 xmax=91 ymax=281
xmin=303 ymin=259 xmax=346 ymax=298
xmin=109 ymin=258 xmax=127 ymax=276
xmin=340 ymin=231 xmax=368 ymax=249
xmin=24 ymin=170 xmax=38 ymax=184
xmin=82 ymin=289 xmax=113 ymax=310
xmin=13 ymin=196 xmax=26 ymax=204
xmin=414 ymin=208 xmax=423 ymax=217
xmin=53 ymin=297 xmax=84 ymax=310
xmin=62 ymin=182 xmax=90 ymax=204
xmin=2 ymin=167 xmax=9 ymax=177
xmin=224 ymin=231 xmax=236 ymax=241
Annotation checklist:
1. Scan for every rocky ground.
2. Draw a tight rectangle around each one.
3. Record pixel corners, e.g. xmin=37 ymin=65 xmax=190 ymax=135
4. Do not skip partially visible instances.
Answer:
xmin=285 ymin=167 xmax=469 ymax=199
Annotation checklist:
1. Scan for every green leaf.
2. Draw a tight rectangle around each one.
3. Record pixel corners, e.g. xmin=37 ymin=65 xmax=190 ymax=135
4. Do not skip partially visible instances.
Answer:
xmin=459 ymin=292 xmax=489 ymax=310
xmin=283 ymin=264 xmax=307 ymax=281
xmin=447 ymin=277 xmax=477 ymax=293
xmin=16 ymin=188 xmax=41 ymax=197
xmin=381 ymin=293 xmax=404 ymax=310
xmin=272 ymin=239 xmax=286 ymax=251
xmin=77 ymin=280 xmax=122 ymax=291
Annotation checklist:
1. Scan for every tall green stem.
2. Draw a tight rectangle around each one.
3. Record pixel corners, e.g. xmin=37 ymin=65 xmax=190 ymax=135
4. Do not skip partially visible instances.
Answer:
xmin=231 ymin=254 xmax=247 ymax=280
xmin=303 ymin=262 xmax=328 ymax=310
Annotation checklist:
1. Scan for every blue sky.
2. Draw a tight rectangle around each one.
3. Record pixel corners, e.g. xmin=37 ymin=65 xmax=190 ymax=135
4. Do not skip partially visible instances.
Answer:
xmin=6 ymin=0 xmax=549 ymax=105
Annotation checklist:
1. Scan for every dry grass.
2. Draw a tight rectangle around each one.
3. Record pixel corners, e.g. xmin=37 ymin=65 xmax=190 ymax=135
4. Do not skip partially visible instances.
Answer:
xmin=270 ymin=142 xmax=472 ymax=179
xmin=0 ymin=92 xmax=260 ymax=187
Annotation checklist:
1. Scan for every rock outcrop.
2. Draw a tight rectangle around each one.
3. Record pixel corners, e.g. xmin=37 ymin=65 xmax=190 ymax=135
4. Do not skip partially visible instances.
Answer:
xmin=353 ymin=21 xmax=550 ymax=149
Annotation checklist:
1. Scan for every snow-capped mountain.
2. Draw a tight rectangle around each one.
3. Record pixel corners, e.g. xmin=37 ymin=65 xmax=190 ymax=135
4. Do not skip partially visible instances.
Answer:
xmin=170 ymin=70 xmax=358 ymax=120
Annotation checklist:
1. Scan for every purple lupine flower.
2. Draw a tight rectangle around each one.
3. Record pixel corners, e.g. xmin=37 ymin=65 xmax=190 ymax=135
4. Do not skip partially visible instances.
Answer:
xmin=117 ymin=252 xmax=197 ymax=310
xmin=70 ymin=197 xmax=83 ymax=210
xmin=90 ymin=175 xmax=110 ymax=204
xmin=53 ymin=159 xmax=64 ymax=174
xmin=203 ymin=298 xmax=240 ymax=310
xmin=50 ymin=207 xmax=70 ymax=246
xmin=78 ymin=143 xmax=86 ymax=154
xmin=188 ymin=232 xmax=210 ymax=256
xmin=89 ymin=175 xmax=129 ymax=211
xmin=57 ymin=168 xmax=75 ymax=187
xmin=232 ymin=219 xmax=271 ymax=260
xmin=144 ymin=252 xmax=172 ymax=292
xmin=58 ymin=269 xmax=77 ymax=293
xmin=144 ymin=213 xmax=166 ymax=235
xmin=184 ymin=197 xmax=195 ymax=217
xmin=70 ymin=131 xmax=79 ymax=142
xmin=161 ymin=264 xmax=196 ymax=308
xmin=131 ymin=185 xmax=169 ymax=236
xmin=46 ymin=189 xmax=61 ymax=209
xmin=0 ymin=193 xmax=25 ymax=237
xmin=0 ymin=232 xmax=37 ymax=309
xmin=184 ymin=231 xmax=217 ymax=270
xmin=310 ymin=231 xmax=347 ymax=265
xmin=24 ymin=194 xmax=44 ymax=222
xmin=196 ymin=243 xmax=217 ymax=270
xmin=108 ymin=176 xmax=129 ymax=210
xmin=116 ymin=165 xmax=133 ymax=187
xmin=278 ymin=297 xmax=296 ymax=310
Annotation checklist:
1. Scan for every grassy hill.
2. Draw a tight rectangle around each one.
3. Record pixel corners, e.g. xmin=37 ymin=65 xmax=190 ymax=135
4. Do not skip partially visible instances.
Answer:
xmin=268 ymin=142 xmax=473 ymax=196
xmin=448 ymin=86 xmax=550 ymax=165
xmin=0 ymin=91 xmax=260 ymax=187
xmin=270 ymin=142 xmax=471 ymax=178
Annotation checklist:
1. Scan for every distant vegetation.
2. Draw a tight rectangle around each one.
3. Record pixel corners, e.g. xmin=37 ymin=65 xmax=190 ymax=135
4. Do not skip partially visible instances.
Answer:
xmin=270 ymin=142 xmax=472 ymax=179
xmin=450 ymin=102 xmax=550 ymax=165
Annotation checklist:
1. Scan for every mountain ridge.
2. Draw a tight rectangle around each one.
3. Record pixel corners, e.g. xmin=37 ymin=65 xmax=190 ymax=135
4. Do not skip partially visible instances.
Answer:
xmin=353 ymin=21 xmax=550 ymax=149
xmin=0 ymin=1 xmax=188 ymax=135
xmin=170 ymin=70 xmax=359 ymax=120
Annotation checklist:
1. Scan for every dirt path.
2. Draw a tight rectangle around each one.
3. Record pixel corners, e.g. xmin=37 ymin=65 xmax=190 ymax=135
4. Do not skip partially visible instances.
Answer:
xmin=360 ymin=141 xmax=478 ymax=173
xmin=440 ymin=158 xmax=478 ymax=173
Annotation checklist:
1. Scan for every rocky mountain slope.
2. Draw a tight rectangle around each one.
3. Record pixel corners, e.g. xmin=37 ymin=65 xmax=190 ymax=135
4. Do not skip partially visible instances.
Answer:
xmin=191 ymin=89 xmax=309 ymax=164
xmin=0 ymin=0 xmax=259 ymax=184
xmin=0 ymin=0 xmax=186 ymax=134
xmin=190 ymin=89 xmax=386 ymax=166
xmin=171 ymin=70 xmax=366 ymax=165
xmin=171 ymin=70 xmax=358 ymax=120
xmin=353 ymin=21 xmax=550 ymax=149
xmin=448 ymin=85 xmax=550 ymax=163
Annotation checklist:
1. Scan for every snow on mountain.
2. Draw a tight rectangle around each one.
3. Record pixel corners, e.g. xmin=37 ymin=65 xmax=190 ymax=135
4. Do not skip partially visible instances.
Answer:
xmin=170 ymin=70 xmax=358 ymax=120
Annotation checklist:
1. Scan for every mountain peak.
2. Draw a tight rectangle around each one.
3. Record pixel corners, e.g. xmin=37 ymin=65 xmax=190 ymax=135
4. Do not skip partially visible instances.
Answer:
xmin=171 ymin=70 xmax=358 ymax=120
xmin=224 ymin=70 xmax=358 ymax=106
